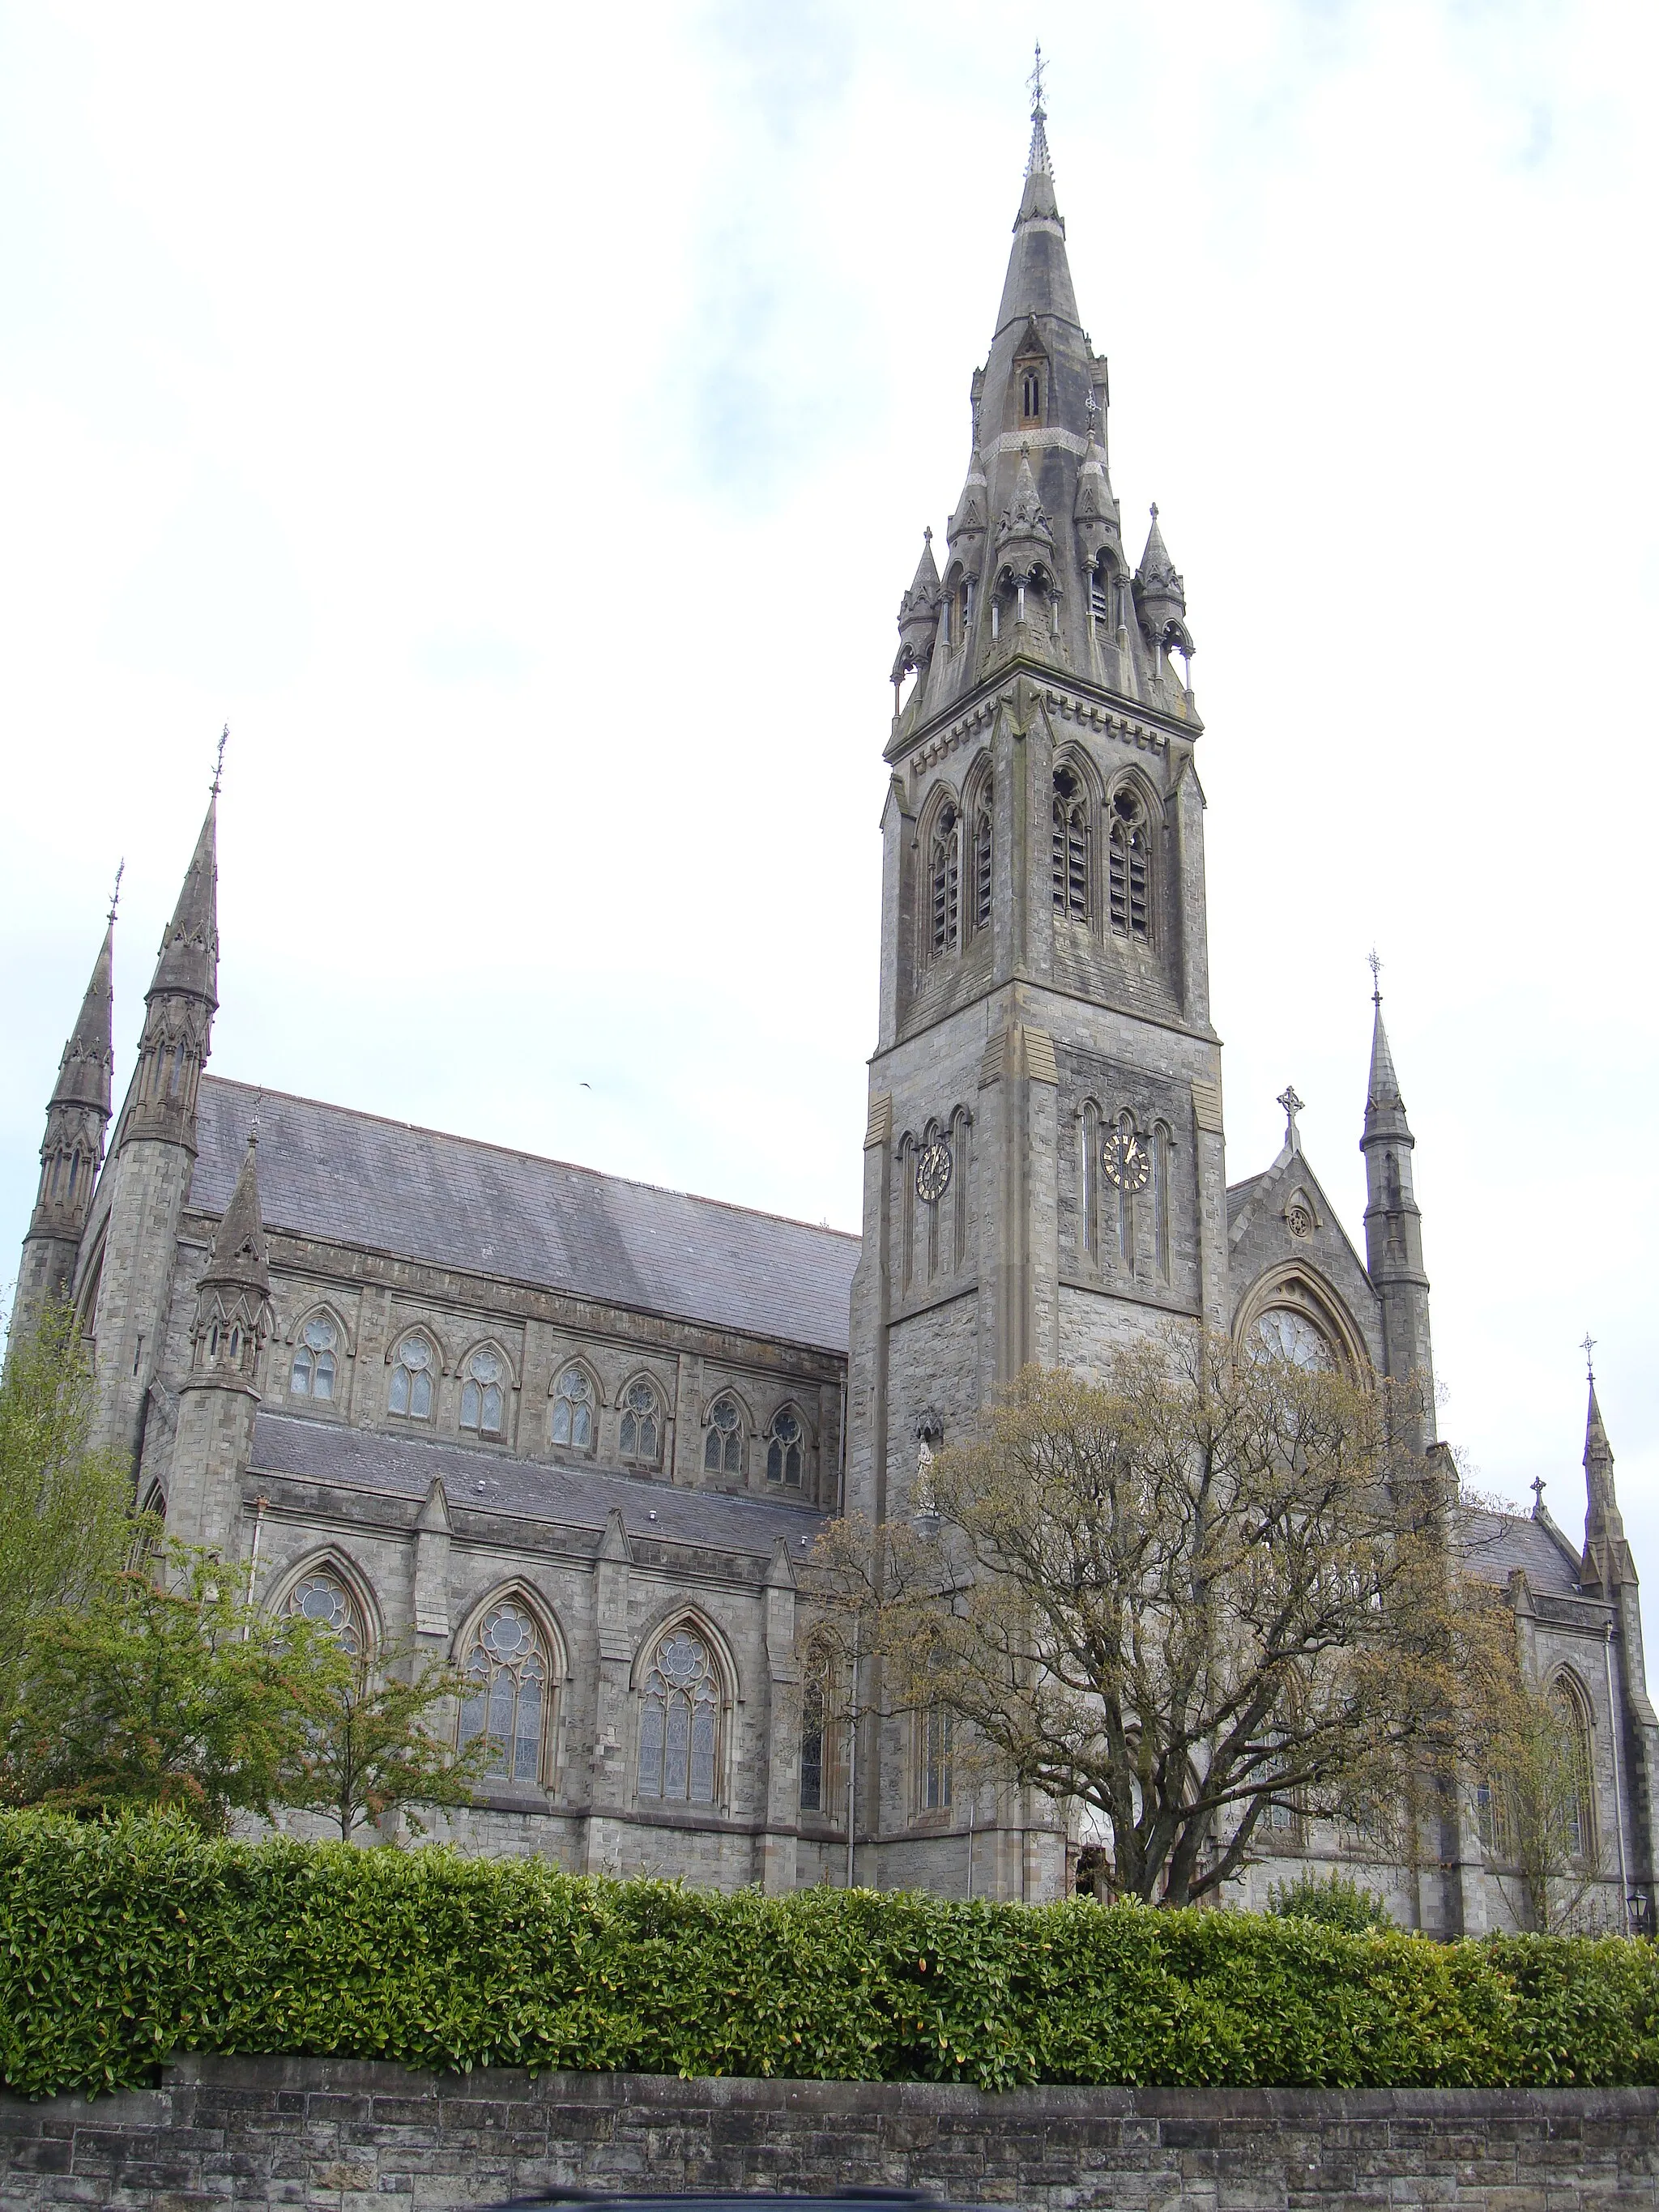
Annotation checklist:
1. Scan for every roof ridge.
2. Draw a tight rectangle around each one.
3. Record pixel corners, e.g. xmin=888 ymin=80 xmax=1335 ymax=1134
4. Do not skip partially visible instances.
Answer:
xmin=198 ymin=1074 xmax=861 ymax=1245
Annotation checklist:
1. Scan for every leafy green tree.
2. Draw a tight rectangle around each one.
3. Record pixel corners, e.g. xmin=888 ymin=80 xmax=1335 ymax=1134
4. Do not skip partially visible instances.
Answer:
xmin=1 ymin=1546 xmax=323 ymax=1831
xmin=0 ymin=1298 xmax=139 ymax=1728
xmin=283 ymin=1637 xmax=486 ymax=1841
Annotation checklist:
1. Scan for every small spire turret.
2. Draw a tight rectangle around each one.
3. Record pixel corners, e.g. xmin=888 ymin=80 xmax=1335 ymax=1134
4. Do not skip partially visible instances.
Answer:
xmin=892 ymin=527 xmax=941 ymax=693
xmin=1134 ymin=504 xmax=1194 ymax=674
xmin=122 ymin=780 xmax=220 ymax=1157
xmin=189 ymin=1132 xmax=275 ymax=1385
xmin=1579 ymin=1362 xmax=1637 ymax=1596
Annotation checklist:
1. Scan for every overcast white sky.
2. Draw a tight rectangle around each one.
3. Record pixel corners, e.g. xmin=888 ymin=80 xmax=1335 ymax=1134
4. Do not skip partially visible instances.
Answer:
xmin=3 ymin=1 xmax=1656 ymax=1630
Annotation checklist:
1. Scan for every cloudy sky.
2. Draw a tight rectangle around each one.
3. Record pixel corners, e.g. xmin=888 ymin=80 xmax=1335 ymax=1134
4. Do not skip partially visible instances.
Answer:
xmin=3 ymin=1 xmax=1656 ymax=1624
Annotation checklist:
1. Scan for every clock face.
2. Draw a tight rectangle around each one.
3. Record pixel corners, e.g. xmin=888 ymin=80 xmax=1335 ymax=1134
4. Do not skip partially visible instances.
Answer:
xmin=915 ymin=1140 xmax=953 ymax=1204
xmin=1251 ymin=1307 xmax=1332 ymax=1372
xmin=1102 ymin=1129 xmax=1151 ymax=1192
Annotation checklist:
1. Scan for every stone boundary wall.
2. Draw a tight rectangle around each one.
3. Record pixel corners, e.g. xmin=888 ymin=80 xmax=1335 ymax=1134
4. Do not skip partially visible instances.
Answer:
xmin=2 ymin=2059 xmax=1657 ymax=2210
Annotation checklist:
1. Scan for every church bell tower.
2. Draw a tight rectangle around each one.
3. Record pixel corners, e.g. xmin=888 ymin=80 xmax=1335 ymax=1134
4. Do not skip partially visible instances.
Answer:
xmin=845 ymin=70 xmax=1230 ymax=1895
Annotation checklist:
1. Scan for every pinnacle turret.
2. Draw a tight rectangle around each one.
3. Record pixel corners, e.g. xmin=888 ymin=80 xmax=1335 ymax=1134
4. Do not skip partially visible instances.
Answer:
xmin=1358 ymin=970 xmax=1435 ymax=1432
xmin=149 ymin=794 xmax=220 ymax=1008
xmin=1579 ymin=1363 xmax=1637 ymax=1596
xmin=189 ymin=1132 xmax=275 ymax=1385
xmin=12 ymin=905 xmax=119 ymax=1339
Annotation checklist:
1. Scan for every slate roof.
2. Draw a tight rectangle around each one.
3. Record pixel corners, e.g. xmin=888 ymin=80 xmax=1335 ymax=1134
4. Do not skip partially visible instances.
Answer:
xmin=194 ymin=1077 xmax=859 ymax=1356
xmin=249 ymin=1411 xmax=826 ymax=1562
xmin=1458 ymin=1507 xmax=1584 ymax=1597
xmin=1226 ymin=1174 xmax=1265 ymax=1229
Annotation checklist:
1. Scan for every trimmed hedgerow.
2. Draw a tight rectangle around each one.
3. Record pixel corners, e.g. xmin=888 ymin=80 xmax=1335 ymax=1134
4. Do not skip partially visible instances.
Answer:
xmin=2 ymin=1810 xmax=1657 ymax=2099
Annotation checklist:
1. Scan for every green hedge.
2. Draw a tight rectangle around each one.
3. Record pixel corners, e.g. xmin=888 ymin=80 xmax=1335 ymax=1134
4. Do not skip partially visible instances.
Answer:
xmin=2 ymin=1810 xmax=1657 ymax=2099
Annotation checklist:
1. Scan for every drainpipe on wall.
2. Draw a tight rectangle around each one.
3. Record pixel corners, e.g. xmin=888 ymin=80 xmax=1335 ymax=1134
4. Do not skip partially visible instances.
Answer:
xmin=242 ymin=1494 xmax=269 ymax=1635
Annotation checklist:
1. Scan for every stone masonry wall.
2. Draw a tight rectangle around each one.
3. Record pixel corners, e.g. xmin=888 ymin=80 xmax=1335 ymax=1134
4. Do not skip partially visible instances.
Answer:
xmin=2 ymin=2059 xmax=1657 ymax=2211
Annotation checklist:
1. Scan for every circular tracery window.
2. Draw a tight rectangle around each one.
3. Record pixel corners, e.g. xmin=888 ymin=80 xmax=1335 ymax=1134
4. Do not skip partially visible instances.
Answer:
xmin=1251 ymin=1307 xmax=1333 ymax=1371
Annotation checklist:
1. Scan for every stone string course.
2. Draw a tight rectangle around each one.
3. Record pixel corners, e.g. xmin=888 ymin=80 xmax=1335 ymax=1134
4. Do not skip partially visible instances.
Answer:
xmin=2 ymin=2061 xmax=1657 ymax=2211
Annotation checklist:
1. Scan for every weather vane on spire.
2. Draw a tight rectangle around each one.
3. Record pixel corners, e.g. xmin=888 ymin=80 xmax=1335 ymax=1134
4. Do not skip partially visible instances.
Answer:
xmin=1028 ymin=39 xmax=1048 ymax=119
xmin=107 ymin=859 xmax=124 ymax=928
xmin=1367 ymin=948 xmax=1383 ymax=1004
xmin=1024 ymin=40 xmax=1054 ymax=178
xmin=1582 ymin=1332 xmax=1597 ymax=1383
xmin=211 ymin=724 xmax=228 ymax=795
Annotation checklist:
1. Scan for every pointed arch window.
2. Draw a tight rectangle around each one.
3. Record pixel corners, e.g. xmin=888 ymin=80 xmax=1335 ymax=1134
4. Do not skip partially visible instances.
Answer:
xmin=1107 ymin=788 xmax=1151 ymax=942
xmin=638 ymin=1626 xmax=721 ymax=1805
xmin=287 ymin=1569 xmax=363 ymax=1656
xmin=619 ymin=1378 xmax=661 ymax=1466
xmin=1020 ymin=367 xmax=1043 ymax=422
xmin=460 ymin=1349 xmax=505 ymax=1436
xmin=766 ymin=1409 xmax=804 ymax=1488
xmin=930 ymin=803 xmax=961 ymax=957
xmin=1553 ymin=1676 xmax=1597 ymax=1864
xmin=917 ymin=1699 xmax=953 ymax=1813
xmin=1052 ymin=766 xmax=1088 ymax=921
xmin=291 ymin=1317 xmax=338 ymax=1401
xmin=971 ymin=782 xmax=993 ymax=934
xmin=458 ymin=1600 xmax=550 ymax=1785
xmin=388 ymin=1335 xmax=435 ymax=1420
xmin=550 ymin=1364 xmax=594 ymax=1450
xmin=800 ymin=1641 xmax=845 ymax=1815
xmin=704 ymin=1394 xmax=743 ymax=1477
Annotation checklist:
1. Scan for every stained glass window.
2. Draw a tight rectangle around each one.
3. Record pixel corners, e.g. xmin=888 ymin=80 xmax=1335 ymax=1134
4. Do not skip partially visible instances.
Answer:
xmin=292 ymin=1317 xmax=338 ymax=1401
xmin=389 ymin=1336 xmax=433 ymax=1418
xmin=638 ymin=1628 xmax=719 ymax=1805
xmin=551 ymin=1366 xmax=593 ymax=1449
xmin=460 ymin=1349 xmax=504 ymax=1434
xmin=458 ymin=1600 xmax=549 ymax=1785
xmin=704 ymin=1396 xmax=742 ymax=1476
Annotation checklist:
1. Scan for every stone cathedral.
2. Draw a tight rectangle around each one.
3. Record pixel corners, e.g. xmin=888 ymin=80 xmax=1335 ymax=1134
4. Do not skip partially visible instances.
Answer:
xmin=12 ymin=101 xmax=1657 ymax=1934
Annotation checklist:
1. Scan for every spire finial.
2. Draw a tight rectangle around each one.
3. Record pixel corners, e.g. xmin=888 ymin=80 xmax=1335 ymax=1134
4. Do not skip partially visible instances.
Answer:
xmin=211 ymin=724 xmax=228 ymax=795
xmin=1582 ymin=1332 xmax=1597 ymax=1383
xmin=1024 ymin=41 xmax=1053 ymax=178
xmin=1277 ymin=1084 xmax=1304 ymax=1136
xmin=107 ymin=859 xmax=124 ymax=928
xmin=1367 ymin=947 xmax=1383 ymax=1005
xmin=1531 ymin=1473 xmax=1546 ymax=1516
xmin=1149 ymin=501 xmax=1158 ymax=521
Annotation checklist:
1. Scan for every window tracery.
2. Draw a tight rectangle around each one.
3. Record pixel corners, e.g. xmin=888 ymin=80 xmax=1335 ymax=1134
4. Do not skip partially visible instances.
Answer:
xmin=287 ymin=1569 xmax=363 ymax=1656
xmin=619 ymin=1379 xmax=661 ymax=1465
xmin=1250 ymin=1308 xmax=1333 ymax=1371
xmin=930 ymin=803 xmax=961 ymax=957
xmin=638 ymin=1626 xmax=721 ymax=1805
xmin=1052 ymin=765 xmax=1088 ymax=921
xmin=459 ymin=1348 xmax=505 ymax=1436
xmin=291 ymin=1316 xmax=338 ymax=1401
xmin=550 ymin=1364 xmax=594 ymax=1449
xmin=766 ymin=1409 xmax=804 ymax=1488
xmin=458 ymin=1599 xmax=551 ymax=1785
xmin=704 ymin=1394 xmax=743 ymax=1477
xmin=1107 ymin=787 xmax=1150 ymax=942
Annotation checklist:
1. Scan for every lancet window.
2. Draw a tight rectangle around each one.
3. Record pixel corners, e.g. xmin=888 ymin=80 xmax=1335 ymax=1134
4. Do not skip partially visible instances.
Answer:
xmin=550 ymin=1365 xmax=594 ymax=1450
xmin=971 ymin=781 xmax=993 ymax=934
xmin=388 ymin=1335 xmax=435 ymax=1420
xmin=458 ymin=1599 xmax=551 ymax=1786
xmin=916 ymin=1699 xmax=953 ymax=1813
xmin=766 ymin=1409 xmax=804 ymax=1488
xmin=638 ymin=1626 xmax=721 ymax=1806
xmin=459 ymin=1349 xmax=505 ymax=1436
xmin=800 ymin=1643 xmax=844 ymax=1816
xmin=1052 ymin=766 xmax=1088 ymax=921
xmin=1553 ymin=1675 xmax=1597 ymax=1863
xmin=291 ymin=1316 xmax=338 ymax=1400
xmin=704 ymin=1394 xmax=743 ymax=1477
xmin=930 ymin=803 xmax=961 ymax=957
xmin=1107 ymin=788 xmax=1150 ymax=942
xmin=619 ymin=1379 xmax=661 ymax=1465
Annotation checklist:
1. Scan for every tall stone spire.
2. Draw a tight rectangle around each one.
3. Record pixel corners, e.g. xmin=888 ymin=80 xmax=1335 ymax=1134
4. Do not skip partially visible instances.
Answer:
xmin=92 ymin=739 xmax=227 ymax=1464
xmin=122 ymin=788 xmax=219 ymax=1154
xmin=1579 ymin=1357 xmax=1637 ymax=1597
xmin=12 ymin=896 xmax=118 ymax=1339
xmin=1358 ymin=961 xmax=1435 ymax=1436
